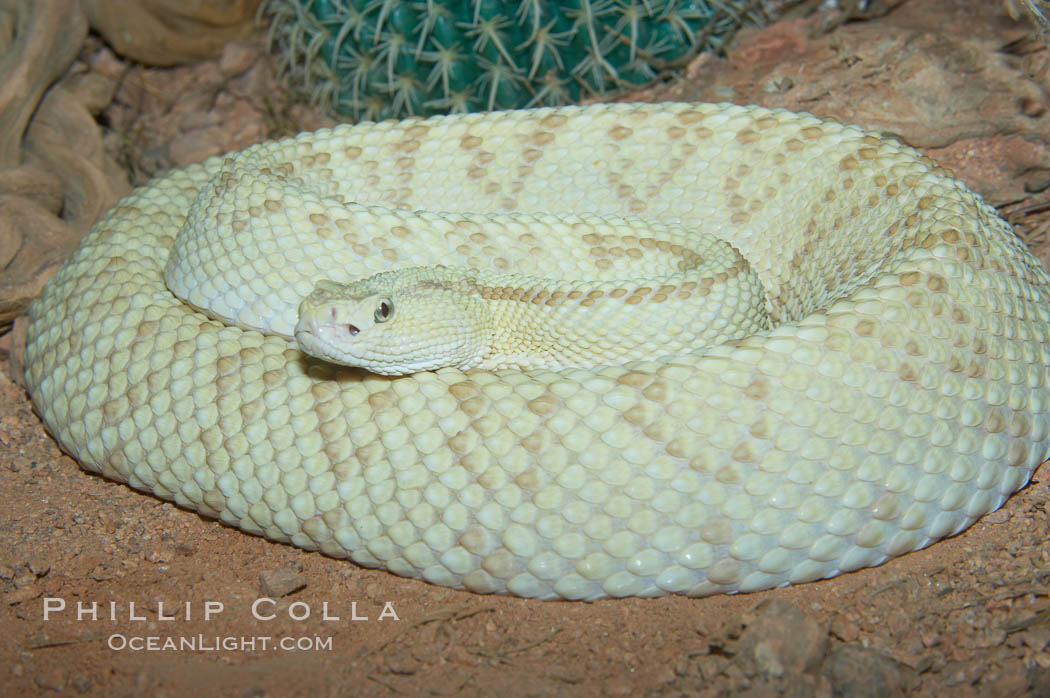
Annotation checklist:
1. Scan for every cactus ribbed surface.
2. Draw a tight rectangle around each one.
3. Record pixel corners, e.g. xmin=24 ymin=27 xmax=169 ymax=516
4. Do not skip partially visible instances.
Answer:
xmin=263 ymin=0 xmax=759 ymax=120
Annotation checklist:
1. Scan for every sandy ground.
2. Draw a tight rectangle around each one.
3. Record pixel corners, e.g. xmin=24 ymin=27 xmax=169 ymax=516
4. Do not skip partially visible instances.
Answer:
xmin=2 ymin=1 xmax=1050 ymax=695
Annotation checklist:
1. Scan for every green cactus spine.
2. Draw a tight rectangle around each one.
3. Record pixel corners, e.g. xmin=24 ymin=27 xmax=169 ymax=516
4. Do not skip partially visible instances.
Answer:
xmin=264 ymin=0 xmax=760 ymax=121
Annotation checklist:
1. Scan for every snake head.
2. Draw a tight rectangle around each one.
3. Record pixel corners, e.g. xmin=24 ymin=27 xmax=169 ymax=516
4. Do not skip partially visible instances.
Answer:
xmin=294 ymin=268 xmax=491 ymax=375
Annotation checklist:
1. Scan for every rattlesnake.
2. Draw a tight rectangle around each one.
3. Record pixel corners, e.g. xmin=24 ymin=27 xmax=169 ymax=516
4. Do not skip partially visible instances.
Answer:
xmin=24 ymin=102 xmax=1050 ymax=600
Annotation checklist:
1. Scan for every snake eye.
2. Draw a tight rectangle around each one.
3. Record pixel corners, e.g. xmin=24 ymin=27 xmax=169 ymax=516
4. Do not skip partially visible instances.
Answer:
xmin=374 ymin=299 xmax=393 ymax=323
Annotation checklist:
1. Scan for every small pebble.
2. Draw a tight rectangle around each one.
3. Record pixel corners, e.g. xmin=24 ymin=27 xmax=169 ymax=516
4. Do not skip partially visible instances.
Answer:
xmin=259 ymin=566 xmax=305 ymax=598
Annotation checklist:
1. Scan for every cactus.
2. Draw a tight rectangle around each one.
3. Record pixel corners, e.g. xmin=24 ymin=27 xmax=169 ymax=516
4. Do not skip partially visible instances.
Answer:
xmin=263 ymin=0 xmax=762 ymax=121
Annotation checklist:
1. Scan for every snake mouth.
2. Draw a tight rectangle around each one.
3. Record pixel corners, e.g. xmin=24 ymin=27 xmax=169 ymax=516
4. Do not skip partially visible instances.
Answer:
xmin=295 ymin=299 xmax=364 ymax=350
xmin=293 ymin=317 xmax=361 ymax=362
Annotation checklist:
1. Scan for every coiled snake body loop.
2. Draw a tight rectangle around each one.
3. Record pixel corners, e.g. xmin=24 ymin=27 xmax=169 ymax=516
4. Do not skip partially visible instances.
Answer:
xmin=24 ymin=103 xmax=1050 ymax=600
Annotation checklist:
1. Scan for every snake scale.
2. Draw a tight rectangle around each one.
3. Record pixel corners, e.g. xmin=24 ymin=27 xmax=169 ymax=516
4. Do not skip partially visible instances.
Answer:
xmin=24 ymin=103 xmax=1050 ymax=600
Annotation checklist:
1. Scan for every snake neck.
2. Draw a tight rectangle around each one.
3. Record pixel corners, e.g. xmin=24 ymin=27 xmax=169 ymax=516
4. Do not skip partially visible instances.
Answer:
xmin=466 ymin=267 xmax=768 ymax=372
xmin=420 ymin=268 xmax=588 ymax=371
xmin=482 ymin=299 xmax=575 ymax=371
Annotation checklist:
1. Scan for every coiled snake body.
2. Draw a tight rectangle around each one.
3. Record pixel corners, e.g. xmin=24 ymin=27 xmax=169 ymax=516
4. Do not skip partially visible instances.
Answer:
xmin=24 ymin=103 xmax=1050 ymax=600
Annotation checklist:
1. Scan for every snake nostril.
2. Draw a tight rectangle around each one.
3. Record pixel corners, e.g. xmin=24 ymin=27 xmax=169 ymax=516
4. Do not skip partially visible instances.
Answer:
xmin=347 ymin=324 xmax=359 ymax=336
